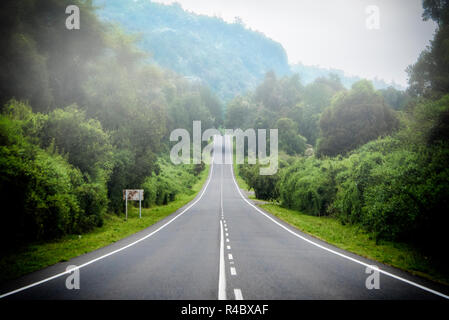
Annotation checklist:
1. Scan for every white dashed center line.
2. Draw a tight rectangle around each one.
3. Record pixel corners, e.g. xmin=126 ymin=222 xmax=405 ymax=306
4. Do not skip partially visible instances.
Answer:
xmin=219 ymin=149 xmax=244 ymax=300
xmin=234 ymin=289 xmax=243 ymax=300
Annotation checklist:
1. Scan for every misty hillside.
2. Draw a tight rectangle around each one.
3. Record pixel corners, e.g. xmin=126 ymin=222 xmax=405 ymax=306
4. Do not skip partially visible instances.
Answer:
xmin=94 ymin=0 xmax=402 ymax=100
xmin=94 ymin=0 xmax=290 ymax=101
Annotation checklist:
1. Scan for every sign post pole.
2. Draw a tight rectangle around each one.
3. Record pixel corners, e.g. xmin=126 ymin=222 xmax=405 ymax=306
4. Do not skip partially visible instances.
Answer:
xmin=139 ymin=190 xmax=142 ymax=219
xmin=125 ymin=190 xmax=128 ymax=221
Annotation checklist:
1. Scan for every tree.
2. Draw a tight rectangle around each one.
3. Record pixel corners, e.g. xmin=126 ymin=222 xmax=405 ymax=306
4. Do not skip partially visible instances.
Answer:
xmin=407 ymin=0 xmax=449 ymax=97
xmin=39 ymin=106 xmax=112 ymax=179
xmin=225 ymin=97 xmax=255 ymax=129
xmin=294 ymin=75 xmax=345 ymax=145
xmin=275 ymin=118 xmax=307 ymax=155
xmin=317 ymin=80 xmax=398 ymax=157
xmin=422 ymin=0 xmax=449 ymax=25
xmin=379 ymin=86 xmax=410 ymax=110
xmin=0 ymin=0 xmax=105 ymax=111
xmin=254 ymin=72 xmax=303 ymax=112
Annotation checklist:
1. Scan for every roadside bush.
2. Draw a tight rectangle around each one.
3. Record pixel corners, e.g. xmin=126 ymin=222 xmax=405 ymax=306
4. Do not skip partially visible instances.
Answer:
xmin=279 ymin=158 xmax=337 ymax=215
xmin=331 ymin=150 xmax=384 ymax=224
xmin=0 ymin=116 xmax=82 ymax=246
xmin=239 ymin=163 xmax=280 ymax=200
xmin=142 ymin=159 xmax=205 ymax=207
xmin=74 ymin=181 xmax=108 ymax=231
xmin=362 ymin=145 xmax=449 ymax=245
xmin=0 ymin=104 xmax=112 ymax=247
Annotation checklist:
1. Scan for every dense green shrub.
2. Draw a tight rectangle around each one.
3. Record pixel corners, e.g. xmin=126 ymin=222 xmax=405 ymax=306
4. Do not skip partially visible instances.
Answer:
xmin=362 ymin=145 xmax=449 ymax=244
xmin=239 ymin=163 xmax=280 ymax=200
xmin=142 ymin=159 xmax=205 ymax=208
xmin=0 ymin=101 xmax=116 ymax=247
xmin=279 ymin=158 xmax=338 ymax=216
xmin=0 ymin=116 xmax=84 ymax=247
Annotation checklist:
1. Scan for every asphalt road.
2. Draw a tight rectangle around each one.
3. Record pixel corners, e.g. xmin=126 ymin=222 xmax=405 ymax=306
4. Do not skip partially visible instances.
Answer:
xmin=1 ymin=135 xmax=448 ymax=300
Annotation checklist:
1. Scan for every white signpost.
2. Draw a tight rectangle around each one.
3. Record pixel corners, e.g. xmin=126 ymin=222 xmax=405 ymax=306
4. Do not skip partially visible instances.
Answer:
xmin=123 ymin=189 xmax=144 ymax=220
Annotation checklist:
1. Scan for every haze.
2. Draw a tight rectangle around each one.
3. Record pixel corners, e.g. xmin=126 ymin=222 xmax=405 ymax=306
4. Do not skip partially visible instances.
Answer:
xmin=155 ymin=0 xmax=437 ymax=87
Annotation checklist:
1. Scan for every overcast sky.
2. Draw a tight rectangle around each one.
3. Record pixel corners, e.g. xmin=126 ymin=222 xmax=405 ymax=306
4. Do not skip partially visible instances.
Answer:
xmin=153 ymin=0 xmax=437 ymax=86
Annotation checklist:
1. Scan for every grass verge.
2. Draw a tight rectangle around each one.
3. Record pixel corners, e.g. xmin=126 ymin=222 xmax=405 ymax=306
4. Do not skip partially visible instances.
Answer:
xmin=0 ymin=164 xmax=210 ymax=284
xmin=233 ymin=163 xmax=449 ymax=286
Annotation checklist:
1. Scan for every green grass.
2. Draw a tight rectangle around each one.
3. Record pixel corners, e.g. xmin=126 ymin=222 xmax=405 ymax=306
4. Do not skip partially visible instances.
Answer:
xmin=232 ymin=146 xmax=250 ymax=191
xmin=0 ymin=164 xmax=210 ymax=284
xmin=232 ymin=162 xmax=449 ymax=286
xmin=233 ymin=163 xmax=250 ymax=191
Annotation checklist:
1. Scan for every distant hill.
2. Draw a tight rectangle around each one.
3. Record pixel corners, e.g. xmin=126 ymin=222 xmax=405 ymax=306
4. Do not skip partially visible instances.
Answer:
xmin=94 ymin=0 xmax=404 ymax=101
xmin=94 ymin=0 xmax=290 ymax=101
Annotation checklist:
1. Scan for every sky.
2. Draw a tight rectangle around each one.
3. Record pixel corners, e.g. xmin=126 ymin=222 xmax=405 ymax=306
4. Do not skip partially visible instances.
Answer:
xmin=153 ymin=0 xmax=437 ymax=86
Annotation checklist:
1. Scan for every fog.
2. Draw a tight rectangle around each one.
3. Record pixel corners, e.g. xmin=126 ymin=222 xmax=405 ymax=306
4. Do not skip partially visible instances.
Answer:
xmin=155 ymin=0 xmax=437 ymax=86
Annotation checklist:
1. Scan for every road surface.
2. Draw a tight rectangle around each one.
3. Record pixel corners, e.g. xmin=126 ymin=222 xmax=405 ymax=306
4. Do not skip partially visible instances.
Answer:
xmin=1 ymin=135 xmax=448 ymax=300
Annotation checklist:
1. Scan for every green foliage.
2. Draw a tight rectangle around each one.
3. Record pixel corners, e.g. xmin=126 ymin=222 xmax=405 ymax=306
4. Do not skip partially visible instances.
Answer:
xmin=225 ymin=72 xmax=347 ymax=156
xmin=225 ymin=97 xmax=256 ymax=129
xmin=0 ymin=113 xmax=106 ymax=249
xmin=239 ymin=163 xmax=280 ymax=200
xmin=142 ymin=158 xmax=205 ymax=207
xmin=294 ymin=75 xmax=345 ymax=145
xmin=407 ymin=1 xmax=449 ymax=97
xmin=422 ymin=0 xmax=449 ymax=25
xmin=0 ymin=0 xmax=105 ymax=111
xmin=317 ymin=80 xmax=399 ymax=156
xmin=275 ymin=118 xmax=307 ymax=155
xmin=412 ymin=95 xmax=449 ymax=144
xmin=379 ymin=86 xmax=411 ymax=110
xmin=279 ymin=157 xmax=338 ymax=216
xmin=39 ymin=106 xmax=112 ymax=179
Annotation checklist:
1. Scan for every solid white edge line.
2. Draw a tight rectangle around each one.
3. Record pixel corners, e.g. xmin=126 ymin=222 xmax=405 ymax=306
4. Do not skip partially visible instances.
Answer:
xmin=234 ymin=288 xmax=244 ymax=300
xmin=218 ymin=219 xmax=227 ymax=300
xmin=0 ymin=152 xmax=217 ymax=299
xmin=226 ymin=135 xmax=449 ymax=300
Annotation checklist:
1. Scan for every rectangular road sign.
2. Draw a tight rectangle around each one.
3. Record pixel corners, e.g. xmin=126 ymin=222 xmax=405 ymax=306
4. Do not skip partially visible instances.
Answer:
xmin=123 ymin=189 xmax=144 ymax=201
